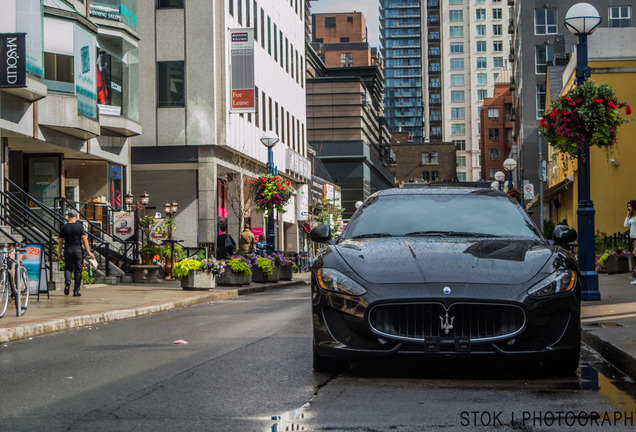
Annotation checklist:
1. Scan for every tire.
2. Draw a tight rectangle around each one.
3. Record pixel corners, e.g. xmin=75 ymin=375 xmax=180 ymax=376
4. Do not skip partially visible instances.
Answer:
xmin=0 ymin=269 xmax=8 ymax=318
xmin=19 ymin=265 xmax=29 ymax=313
xmin=313 ymin=344 xmax=347 ymax=373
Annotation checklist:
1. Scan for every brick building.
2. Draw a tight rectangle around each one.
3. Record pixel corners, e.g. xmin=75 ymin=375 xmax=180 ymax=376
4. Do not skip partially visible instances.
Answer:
xmin=392 ymin=142 xmax=457 ymax=185
xmin=480 ymin=70 xmax=514 ymax=181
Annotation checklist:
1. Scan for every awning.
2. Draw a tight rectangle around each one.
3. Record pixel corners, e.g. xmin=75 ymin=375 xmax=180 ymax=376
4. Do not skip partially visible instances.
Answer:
xmin=525 ymin=175 xmax=574 ymax=210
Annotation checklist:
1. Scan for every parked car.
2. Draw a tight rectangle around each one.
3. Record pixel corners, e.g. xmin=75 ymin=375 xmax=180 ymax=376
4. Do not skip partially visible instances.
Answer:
xmin=309 ymin=187 xmax=580 ymax=373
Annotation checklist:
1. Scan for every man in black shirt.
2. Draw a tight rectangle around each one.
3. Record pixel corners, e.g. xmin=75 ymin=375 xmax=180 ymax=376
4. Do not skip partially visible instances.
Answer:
xmin=58 ymin=210 xmax=95 ymax=296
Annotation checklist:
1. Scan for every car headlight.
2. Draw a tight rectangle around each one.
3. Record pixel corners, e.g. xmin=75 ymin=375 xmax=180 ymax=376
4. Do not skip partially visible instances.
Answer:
xmin=316 ymin=268 xmax=367 ymax=296
xmin=527 ymin=269 xmax=576 ymax=297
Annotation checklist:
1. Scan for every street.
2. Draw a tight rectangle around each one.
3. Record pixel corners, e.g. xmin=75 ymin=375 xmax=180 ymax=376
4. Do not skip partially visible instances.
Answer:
xmin=1 ymin=286 xmax=635 ymax=431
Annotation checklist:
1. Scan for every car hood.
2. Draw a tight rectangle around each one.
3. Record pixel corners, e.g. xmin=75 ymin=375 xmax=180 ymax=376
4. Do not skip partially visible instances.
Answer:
xmin=334 ymin=238 xmax=553 ymax=285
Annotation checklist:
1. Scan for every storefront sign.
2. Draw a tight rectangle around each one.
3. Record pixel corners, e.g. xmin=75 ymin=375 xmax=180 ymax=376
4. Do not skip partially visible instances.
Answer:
xmin=114 ymin=211 xmax=135 ymax=240
xmin=297 ymin=184 xmax=309 ymax=221
xmin=149 ymin=218 xmax=167 ymax=244
xmin=230 ymin=28 xmax=255 ymax=112
xmin=23 ymin=244 xmax=43 ymax=295
xmin=89 ymin=1 xmax=138 ymax=31
xmin=283 ymin=195 xmax=296 ymax=224
xmin=0 ymin=33 xmax=26 ymax=88
xmin=286 ymin=148 xmax=310 ymax=180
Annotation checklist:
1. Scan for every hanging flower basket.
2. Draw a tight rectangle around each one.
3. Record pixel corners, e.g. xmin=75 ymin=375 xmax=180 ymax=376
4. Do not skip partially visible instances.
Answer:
xmin=248 ymin=174 xmax=294 ymax=216
xmin=540 ymin=80 xmax=631 ymax=158
xmin=507 ymin=187 xmax=521 ymax=204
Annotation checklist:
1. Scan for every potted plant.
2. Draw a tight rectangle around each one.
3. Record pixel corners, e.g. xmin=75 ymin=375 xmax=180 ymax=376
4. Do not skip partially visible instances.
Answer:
xmin=139 ymin=244 xmax=161 ymax=265
xmin=252 ymin=256 xmax=276 ymax=283
xmin=247 ymin=174 xmax=294 ymax=216
xmin=280 ymin=258 xmax=296 ymax=281
xmin=217 ymin=255 xmax=252 ymax=286
xmin=599 ymin=249 xmax=632 ymax=274
xmin=174 ymin=256 xmax=225 ymax=290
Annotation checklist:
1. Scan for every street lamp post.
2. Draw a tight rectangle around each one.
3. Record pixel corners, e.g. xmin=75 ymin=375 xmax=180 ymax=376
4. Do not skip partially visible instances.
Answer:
xmin=503 ymin=158 xmax=517 ymax=191
xmin=260 ymin=131 xmax=279 ymax=253
xmin=564 ymin=3 xmax=602 ymax=301
xmin=163 ymin=201 xmax=179 ymax=280
xmin=494 ymin=170 xmax=505 ymax=191
xmin=125 ymin=191 xmax=150 ymax=263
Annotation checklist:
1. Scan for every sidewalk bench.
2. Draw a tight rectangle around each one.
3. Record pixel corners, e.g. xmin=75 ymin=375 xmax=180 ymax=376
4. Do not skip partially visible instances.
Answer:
xmin=130 ymin=265 xmax=162 ymax=283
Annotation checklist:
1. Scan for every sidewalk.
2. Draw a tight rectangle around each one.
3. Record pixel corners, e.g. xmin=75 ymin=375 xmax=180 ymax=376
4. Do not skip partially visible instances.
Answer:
xmin=0 ymin=272 xmax=311 ymax=343
xmin=1 ymin=271 xmax=635 ymax=379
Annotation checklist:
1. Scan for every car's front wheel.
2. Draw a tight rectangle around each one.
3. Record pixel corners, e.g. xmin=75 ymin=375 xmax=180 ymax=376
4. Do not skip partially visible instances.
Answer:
xmin=313 ymin=344 xmax=347 ymax=373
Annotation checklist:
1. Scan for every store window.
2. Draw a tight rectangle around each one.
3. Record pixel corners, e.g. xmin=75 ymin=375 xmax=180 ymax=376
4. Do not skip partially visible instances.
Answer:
xmin=157 ymin=0 xmax=183 ymax=7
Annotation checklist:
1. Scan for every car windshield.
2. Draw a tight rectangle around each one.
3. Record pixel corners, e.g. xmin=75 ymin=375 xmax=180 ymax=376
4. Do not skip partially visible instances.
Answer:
xmin=343 ymin=193 xmax=542 ymax=240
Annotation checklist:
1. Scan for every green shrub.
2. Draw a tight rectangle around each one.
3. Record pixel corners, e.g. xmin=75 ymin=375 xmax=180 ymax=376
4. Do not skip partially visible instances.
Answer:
xmin=226 ymin=257 xmax=252 ymax=276
xmin=172 ymin=258 xmax=203 ymax=279
xmin=257 ymin=256 xmax=273 ymax=277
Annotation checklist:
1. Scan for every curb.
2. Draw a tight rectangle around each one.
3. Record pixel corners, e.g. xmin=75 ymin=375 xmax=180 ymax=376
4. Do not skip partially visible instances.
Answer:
xmin=581 ymin=326 xmax=636 ymax=380
xmin=0 ymin=280 xmax=308 ymax=343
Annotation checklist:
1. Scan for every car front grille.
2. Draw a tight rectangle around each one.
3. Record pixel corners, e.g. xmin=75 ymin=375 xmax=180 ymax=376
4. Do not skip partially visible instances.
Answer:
xmin=369 ymin=302 xmax=525 ymax=343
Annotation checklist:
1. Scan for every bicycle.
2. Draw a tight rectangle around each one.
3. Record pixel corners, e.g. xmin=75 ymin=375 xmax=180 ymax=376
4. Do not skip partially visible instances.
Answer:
xmin=0 ymin=245 xmax=29 ymax=318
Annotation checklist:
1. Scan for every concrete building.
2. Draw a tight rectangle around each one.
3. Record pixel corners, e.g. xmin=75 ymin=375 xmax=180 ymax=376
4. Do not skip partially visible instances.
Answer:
xmin=0 ymin=0 xmax=140 ymax=243
xmin=132 ymin=0 xmax=310 ymax=253
xmin=510 ymin=0 xmax=630 ymax=209
xmin=479 ymin=69 xmax=514 ymax=181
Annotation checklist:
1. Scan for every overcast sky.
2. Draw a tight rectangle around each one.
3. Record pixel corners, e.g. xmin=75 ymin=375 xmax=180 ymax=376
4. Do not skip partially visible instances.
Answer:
xmin=311 ymin=0 xmax=381 ymax=48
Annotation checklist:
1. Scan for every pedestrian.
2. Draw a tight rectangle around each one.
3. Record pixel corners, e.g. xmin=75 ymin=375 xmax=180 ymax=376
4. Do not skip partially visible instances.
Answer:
xmin=238 ymin=221 xmax=255 ymax=253
xmin=624 ymin=200 xmax=636 ymax=284
xmin=58 ymin=210 xmax=95 ymax=296
xmin=216 ymin=224 xmax=236 ymax=259
xmin=256 ymin=233 xmax=267 ymax=253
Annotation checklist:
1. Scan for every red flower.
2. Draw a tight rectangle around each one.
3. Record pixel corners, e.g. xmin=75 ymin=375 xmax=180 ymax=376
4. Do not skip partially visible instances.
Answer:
xmin=627 ymin=105 xmax=632 ymax=115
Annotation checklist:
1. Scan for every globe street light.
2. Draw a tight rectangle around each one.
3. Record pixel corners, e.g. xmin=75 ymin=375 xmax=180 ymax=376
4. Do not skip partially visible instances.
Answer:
xmin=125 ymin=191 xmax=151 ymax=262
xmin=163 ymin=201 xmax=178 ymax=280
xmin=564 ymin=3 xmax=602 ymax=301
xmin=494 ymin=170 xmax=505 ymax=191
xmin=503 ymin=158 xmax=517 ymax=191
xmin=260 ymin=131 xmax=279 ymax=252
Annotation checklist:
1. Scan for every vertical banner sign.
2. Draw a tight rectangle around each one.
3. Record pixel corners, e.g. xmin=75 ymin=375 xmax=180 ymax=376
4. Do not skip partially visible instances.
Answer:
xmin=230 ymin=28 xmax=255 ymax=112
xmin=74 ymin=24 xmax=97 ymax=119
xmin=0 ymin=33 xmax=26 ymax=87
xmin=113 ymin=211 xmax=135 ymax=240
xmin=16 ymin=0 xmax=44 ymax=78
xmin=297 ymin=184 xmax=309 ymax=221
xmin=23 ymin=244 xmax=43 ymax=295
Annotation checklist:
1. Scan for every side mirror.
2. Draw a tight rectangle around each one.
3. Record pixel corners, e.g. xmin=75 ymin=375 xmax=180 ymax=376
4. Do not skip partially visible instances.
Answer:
xmin=553 ymin=225 xmax=577 ymax=244
xmin=309 ymin=224 xmax=332 ymax=243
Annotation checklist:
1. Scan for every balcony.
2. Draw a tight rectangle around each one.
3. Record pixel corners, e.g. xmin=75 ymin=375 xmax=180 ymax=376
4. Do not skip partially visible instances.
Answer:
xmin=509 ymin=48 xmax=515 ymax=62
xmin=508 ymin=0 xmax=514 ymax=6
xmin=508 ymin=19 xmax=515 ymax=34
xmin=509 ymin=77 xmax=516 ymax=91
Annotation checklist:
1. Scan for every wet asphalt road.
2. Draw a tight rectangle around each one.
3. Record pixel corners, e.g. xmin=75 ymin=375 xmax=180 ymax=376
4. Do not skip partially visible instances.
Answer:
xmin=1 ymin=286 xmax=635 ymax=432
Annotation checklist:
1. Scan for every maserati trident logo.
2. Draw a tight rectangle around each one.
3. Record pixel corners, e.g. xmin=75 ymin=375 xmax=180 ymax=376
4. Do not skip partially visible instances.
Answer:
xmin=439 ymin=312 xmax=455 ymax=335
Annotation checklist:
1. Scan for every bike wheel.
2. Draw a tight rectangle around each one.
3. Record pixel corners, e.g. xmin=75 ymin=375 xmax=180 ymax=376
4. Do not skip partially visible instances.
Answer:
xmin=19 ymin=265 xmax=29 ymax=312
xmin=0 ymin=269 xmax=8 ymax=318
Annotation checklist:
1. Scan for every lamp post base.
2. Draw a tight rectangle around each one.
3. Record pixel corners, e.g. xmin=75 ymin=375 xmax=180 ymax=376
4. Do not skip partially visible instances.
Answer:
xmin=580 ymin=270 xmax=600 ymax=301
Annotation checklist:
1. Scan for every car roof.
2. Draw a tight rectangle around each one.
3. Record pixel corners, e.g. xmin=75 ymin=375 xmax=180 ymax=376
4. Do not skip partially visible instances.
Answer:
xmin=373 ymin=186 xmax=507 ymax=197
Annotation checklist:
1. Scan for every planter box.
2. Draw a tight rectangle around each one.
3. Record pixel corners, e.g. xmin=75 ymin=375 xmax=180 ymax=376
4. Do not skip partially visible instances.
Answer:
xmin=280 ymin=265 xmax=293 ymax=280
xmin=252 ymin=265 xmax=280 ymax=283
xmin=605 ymin=255 xmax=630 ymax=274
xmin=217 ymin=270 xmax=249 ymax=286
xmin=181 ymin=271 xmax=216 ymax=290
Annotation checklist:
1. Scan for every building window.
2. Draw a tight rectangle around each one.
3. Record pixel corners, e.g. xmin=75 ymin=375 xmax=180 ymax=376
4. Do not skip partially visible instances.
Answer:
xmin=477 ymin=73 xmax=487 ymax=85
xmin=422 ymin=152 xmax=439 ymax=165
xmin=449 ymin=10 xmax=463 ymax=21
xmin=429 ymin=31 xmax=440 ymax=40
xmin=493 ymin=24 xmax=502 ymax=35
xmin=536 ymin=84 xmax=546 ymax=119
xmin=325 ymin=17 xmax=336 ymax=27
xmin=430 ymin=94 xmax=441 ymax=104
xmin=347 ymin=16 xmax=353 ymax=23
xmin=431 ymin=171 xmax=439 ymax=181
xmin=44 ymin=52 xmax=74 ymax=89
xmin=430 ymin=110 xmax=441 ymax=121
xmin=430 ymin=62 xmax=441 ymax=72
xmin=493 ymin=57 xmax=503 ymax=68
xmin=449 ymin=0 xmax=463 ymax=4
xmin=454 ymin=140 xmax=466 ymax=151
xmin=493 ymin=41 xmax=503 ymax=52
xmin=341 ymin=52 xmax=353 ymax=67
xmin=535 ymin=9 xmax=557 ymax=34
xmin=450 ymin=58 xmax=464 ymax=69
xmin=431 ymin=126 xmax=442 ymax=138
xmin=489 ymin=148 xmax=501 ymax=160
xmin=423 ymin=171 xmax=430 ymax=182
xmin=535 ymin=45 xmax=554 ymax=74
xmin=492 ymin=8 xmax=502 ymax=19
xmin=476 ymin=24 xmax=486 ymax=35
xmin=477 ymin=89 xmax=487 ymax=100
xmin=457 ymin=156 xmax=466 ymax=167
xmin=488 ymin=108 xmax=499 ymax=120
xmin=274 ymin=24 xmax=278 ymax=60
xmin=157 ymin=61 xmax=185 ymax=107
xmin=262 ymin=91 xmax=266 ymax=129
xmin=450 ymin=74 xmax=464 ymax=86
xmin=451 ymin=90 xmax=465 ymax=102
xmin=477 ymin=57 xmax=487 ymax=68
xmin=493 ymin=72 xmax=499 ymax=82
xmin=609 ymin=6 xmax=631 ymax=27
xmin=254 ymin=86 xmax=259 ymax=127
xmin=451 ymin=107 xmax=465 ymax=119
xmin=229 ymin=0 xmax=233 ymax=15
xmin=340 ymin=37 xmax=349 ymax=42
xmin=457 ymin=172 xmax=466 ymax=182
xmin=489 ymin=168 xmax=498 ymax=179
xmin=450 ymin=42 xmax=464 ymax=53
xmin=157 ymin=0 xmax=184 ymax=8
xmin=430 ymin=77 xmax=440 ymax=88
xmin=261 ymin=9 xmax=265 ymax=47
xmin=489 ymin=128 xmax=500 ymax=141
xmin=449 ymin=26 xmax=463 ymax=37
xmin=267 ymin=16 xmax=271 ymax=54
xmin=254 ymin=1 xmax=257 ymax=40
xmin=476 ymin=9 xmax=486 ymax=20
xmin=429 ymin=46 xmax=441 ymax=55
xmin=477 ymin=41 xmax=486 ymax=52
xmin=452 ymin=124 xmax=466 ymax=135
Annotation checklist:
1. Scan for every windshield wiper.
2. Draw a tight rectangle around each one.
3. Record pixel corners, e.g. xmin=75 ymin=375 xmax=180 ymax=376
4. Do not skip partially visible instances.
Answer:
xmin=405 ymin=231 xmax=498 ymax=238
xmin=351 ymin=233 xmax=393 ymax=239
